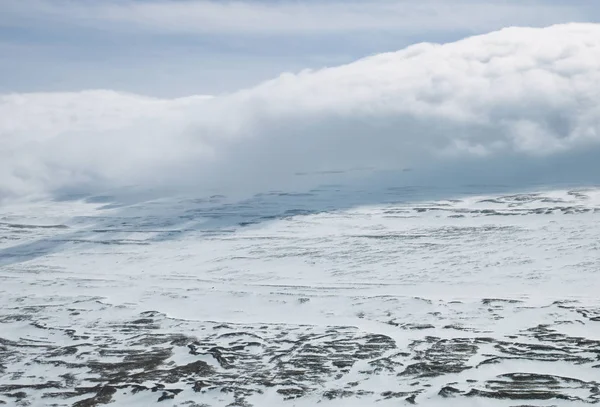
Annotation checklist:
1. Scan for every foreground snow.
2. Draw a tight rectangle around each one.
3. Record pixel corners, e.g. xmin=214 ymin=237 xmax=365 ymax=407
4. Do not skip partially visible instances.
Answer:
xmin=1 ymin=185 xmax=600 ymax=406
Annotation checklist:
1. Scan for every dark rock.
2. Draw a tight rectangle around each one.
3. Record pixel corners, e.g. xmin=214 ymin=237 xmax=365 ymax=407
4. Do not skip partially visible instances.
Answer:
xmin=193 ymin=381 xmax=211 ymax=392
xmin=438 ymin=386 xmax=461 ymax=397
xmin=72 ymin=385 xmax=117 ymax=407
xmin=157 ymin=392 xmax=175 ymax=402
xmin=277 ymin=388 xmax=304 ymax=400
xmin=323 ymin=389 xmax=354 ymax=400
xmin=6 ymin=391 xmax=27 ymax=400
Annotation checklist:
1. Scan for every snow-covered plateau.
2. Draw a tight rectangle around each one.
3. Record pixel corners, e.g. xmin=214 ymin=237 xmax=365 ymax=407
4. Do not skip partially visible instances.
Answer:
xmin=1 ymin=184 xmax=600 ymax=406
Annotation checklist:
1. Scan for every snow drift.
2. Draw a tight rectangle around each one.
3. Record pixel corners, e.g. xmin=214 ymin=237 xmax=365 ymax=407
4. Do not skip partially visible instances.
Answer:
xmin=2 ymin=23 xmax=600 ymax=200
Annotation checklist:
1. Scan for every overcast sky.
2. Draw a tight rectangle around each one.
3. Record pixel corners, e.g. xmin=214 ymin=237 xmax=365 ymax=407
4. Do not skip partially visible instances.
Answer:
xmin=2 ymin=0 xmax=599 ymax=97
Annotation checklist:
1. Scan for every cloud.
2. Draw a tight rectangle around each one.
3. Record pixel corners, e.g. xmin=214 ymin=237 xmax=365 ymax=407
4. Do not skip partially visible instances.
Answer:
xmin=3 ymin=0 xmax=597 ymax=97
xmin=1 ymin=0 xmax=592 ymax=35
xmin=2 ymin=24 xmax=600 ymax=201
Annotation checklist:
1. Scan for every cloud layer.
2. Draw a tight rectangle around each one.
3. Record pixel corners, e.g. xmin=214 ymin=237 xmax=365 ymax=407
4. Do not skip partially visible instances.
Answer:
xmin=2 ymin=24 xmax=600 ymax=200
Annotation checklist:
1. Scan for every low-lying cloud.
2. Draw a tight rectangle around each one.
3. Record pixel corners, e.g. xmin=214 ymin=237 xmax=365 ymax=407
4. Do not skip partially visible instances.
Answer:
xmin=2 ymin=24 xmax=600 ymax=201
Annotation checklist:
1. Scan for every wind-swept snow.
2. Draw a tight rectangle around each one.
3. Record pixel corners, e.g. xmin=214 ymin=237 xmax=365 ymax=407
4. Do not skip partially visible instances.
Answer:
xmin=1 ymin=186 xmax=600 ymax=406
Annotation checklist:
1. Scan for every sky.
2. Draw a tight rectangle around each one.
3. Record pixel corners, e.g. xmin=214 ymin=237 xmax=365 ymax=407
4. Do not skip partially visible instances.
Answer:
xmin=1 ymin=0 xmax=600 ymax=97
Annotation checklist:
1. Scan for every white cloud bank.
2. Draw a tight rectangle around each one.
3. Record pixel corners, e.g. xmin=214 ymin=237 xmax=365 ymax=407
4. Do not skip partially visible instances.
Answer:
xmin=2 ymin=24 xmax=600 ymax=200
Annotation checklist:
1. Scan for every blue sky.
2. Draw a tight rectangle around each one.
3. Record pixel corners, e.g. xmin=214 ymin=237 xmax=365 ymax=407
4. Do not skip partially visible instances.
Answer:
xmin=1 ymin=0 xmax=599 ymax=97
